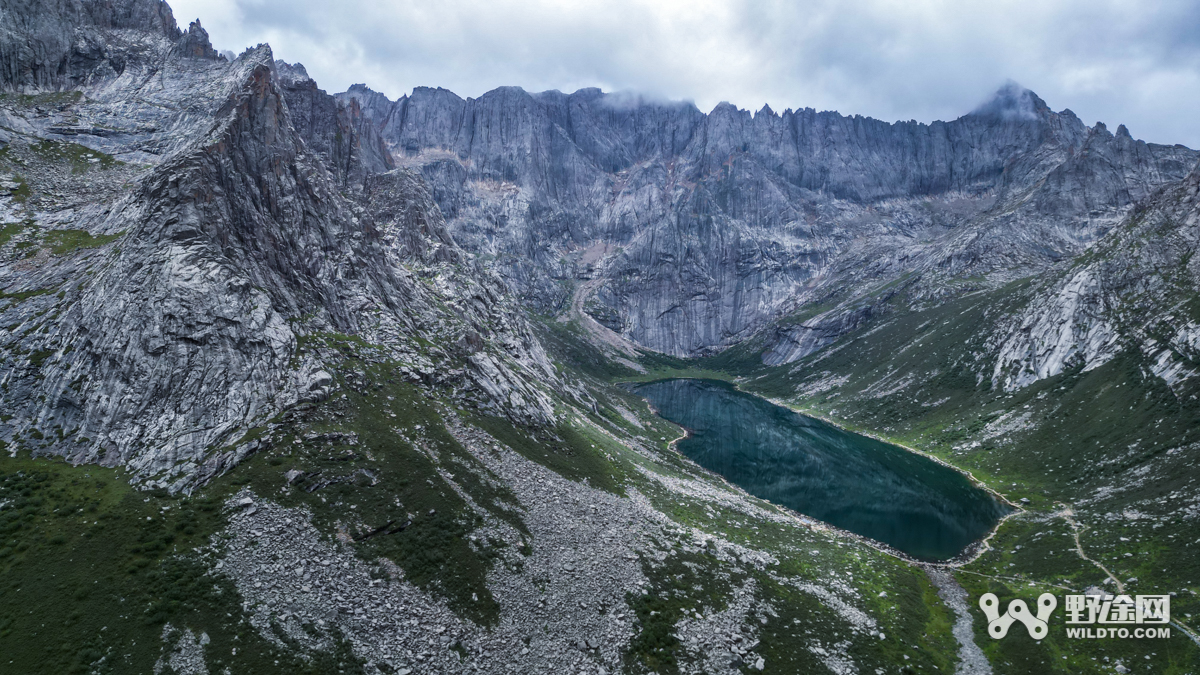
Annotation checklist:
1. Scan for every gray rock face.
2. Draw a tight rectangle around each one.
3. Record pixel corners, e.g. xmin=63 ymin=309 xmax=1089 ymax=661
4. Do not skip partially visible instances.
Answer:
xmin=0 ymin=10 xmax=559 ymax=486
xmin=990 ymin=160 xmax=1200 ymax=392
xmin=339 ymin=83 xmax=1198 ymax=356
xmin=358 ymin=168 xmax=461 ymax=265
xmin=2 ymin=0 xmax=1196 ymax=485
xmin=21 ymin=49 xmax=408 ymax=479
xmin=275 ymin=62 xmax=393 ymax=189
xmin=0 ymin=0 xmax=209 ymax=91
xmin=172 ymin=19 xmax=217 ymax=60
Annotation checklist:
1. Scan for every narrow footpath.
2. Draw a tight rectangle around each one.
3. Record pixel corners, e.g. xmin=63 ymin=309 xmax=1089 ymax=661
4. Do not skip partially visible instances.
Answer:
xmin=1058 ymin=505 xmax=1200 ymax=648
xmin=1058 ymin=505 xmax=1124 ymax=593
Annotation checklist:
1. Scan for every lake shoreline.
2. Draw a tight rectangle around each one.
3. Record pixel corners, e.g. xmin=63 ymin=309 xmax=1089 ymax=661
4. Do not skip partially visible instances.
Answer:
xmin=627 ymin=376 xmax=1023 ymax=570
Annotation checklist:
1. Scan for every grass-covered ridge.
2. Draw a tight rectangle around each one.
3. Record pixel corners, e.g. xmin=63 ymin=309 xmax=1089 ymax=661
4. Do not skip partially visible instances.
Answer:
xmin=0 ymin=452 xmax=366 ymax=675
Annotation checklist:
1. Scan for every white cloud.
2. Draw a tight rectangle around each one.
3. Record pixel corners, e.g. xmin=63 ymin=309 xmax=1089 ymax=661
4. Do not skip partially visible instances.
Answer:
xmin=169 ymin=0 xmax=1200 ymax=147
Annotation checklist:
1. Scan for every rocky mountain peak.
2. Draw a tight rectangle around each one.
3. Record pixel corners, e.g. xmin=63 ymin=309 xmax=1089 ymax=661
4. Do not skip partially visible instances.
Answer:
xmin=0 ymin=0 xmax=186 ymax=90
xmin=563 ymin=86 xmax=602 ymax=99
xmin=0 ymin=13 xmax=556 ymax=487
xmin=274 ymin=59 xmax=314 ymax=86
xmin=172 ymin=18 xmax=220 ymax=59
xmin=80 ymin=0 xmax=180 ymax=37
xmin=709 ymin=100 xmax=744 ymax=116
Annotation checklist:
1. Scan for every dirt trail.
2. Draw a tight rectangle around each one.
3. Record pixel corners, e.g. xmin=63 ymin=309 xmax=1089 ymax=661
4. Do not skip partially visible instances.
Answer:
xmin=1057 ymin=505 xmax=1124 ymax=594
xmin=1056 ymin=506 xmax=1200 ymax=647
xmin=559 ymin=277 xmax=646 ymax=366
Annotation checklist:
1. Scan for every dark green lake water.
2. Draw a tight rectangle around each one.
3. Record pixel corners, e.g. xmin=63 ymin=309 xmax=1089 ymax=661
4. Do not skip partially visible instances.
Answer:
xmin=635 ymin=379 xmax=1008 ymax=561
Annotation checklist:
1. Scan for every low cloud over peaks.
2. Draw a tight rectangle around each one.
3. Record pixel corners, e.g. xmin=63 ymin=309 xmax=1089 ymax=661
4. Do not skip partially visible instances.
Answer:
xmin=971 ymin=82 xmax=1044 ymax=122
xmin=170 ymin=0 xmax=1200 ymax=147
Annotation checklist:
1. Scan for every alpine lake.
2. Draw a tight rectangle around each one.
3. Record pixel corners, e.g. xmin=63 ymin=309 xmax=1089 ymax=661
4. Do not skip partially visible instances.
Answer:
xmin=635 ymin=379 xmax=1009 ymax=562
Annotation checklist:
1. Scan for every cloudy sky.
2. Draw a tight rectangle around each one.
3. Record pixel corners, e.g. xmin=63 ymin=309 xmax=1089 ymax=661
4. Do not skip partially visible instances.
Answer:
xmin=170 ymin=0 xmax=1200 ymax=148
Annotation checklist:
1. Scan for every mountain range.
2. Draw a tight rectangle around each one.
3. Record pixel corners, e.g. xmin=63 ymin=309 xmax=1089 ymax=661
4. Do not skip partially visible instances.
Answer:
xmin=1 ymin=1 xmax=1198 ymax=674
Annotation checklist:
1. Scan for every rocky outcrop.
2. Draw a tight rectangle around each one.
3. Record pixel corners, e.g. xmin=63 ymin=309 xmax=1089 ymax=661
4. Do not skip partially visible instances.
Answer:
xmin=340 ymin=82 xmax=1198 ymax=356
xmin=0 ymin=47 xmax=386 ymax=480
xmin=763 ymin=305 xmax=878 ymax=366
xmin=276 ymin=62 xmax=393 ymax=189
xmin=25 ymin=49 xmax=414 ymax=477
xmin=990 ymin=160 xmax=1200 ymax=391
xmin=172 ymin=19 xmax=218 ymax=60
xmin=0 ymin=0 xmax=220 ymax=92
xmin=0 ymin=12 xmax=559 ymax=486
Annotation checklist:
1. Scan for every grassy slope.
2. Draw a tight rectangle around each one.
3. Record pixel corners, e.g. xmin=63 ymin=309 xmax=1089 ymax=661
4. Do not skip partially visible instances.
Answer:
xmin=0 ymin=135 xmax=130 ymax=266
xmin=0 ymin=454 xmax=366 ymax=675
xmin=680 ymin=278 xmax=1200 ymax=675
xmin=1 ymin=320 xmax=964 ymax=675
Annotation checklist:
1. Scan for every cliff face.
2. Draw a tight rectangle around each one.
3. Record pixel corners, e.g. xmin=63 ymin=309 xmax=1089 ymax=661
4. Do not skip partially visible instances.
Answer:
xmin=274 ymin=60 xmax=394 ymax=188
xmin=339 ymin=83 xmax=1198 ymax=356
xmin=0 ymin=12 xmax=557 ymax=489
xmin=0 ymin=0 xmax=193 ymax=91
xmin=989 ymin=161 xmax=1200 ymax=392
